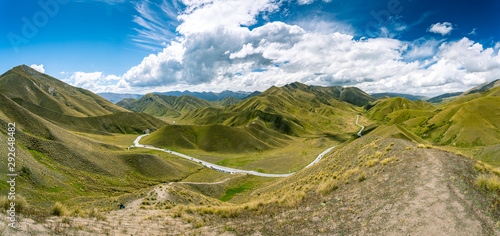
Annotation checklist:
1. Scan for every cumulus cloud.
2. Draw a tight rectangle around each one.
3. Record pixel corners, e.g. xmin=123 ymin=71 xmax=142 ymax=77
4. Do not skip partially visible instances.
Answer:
xmin=66 ymin=0 xmax=500 ymax=96
xmin=65 ymin=71 xmax=122 ymax=93
xmin=30 ymin=64 xmax=45 ymax=73
xmin=428 ymin=22 xmax=453 ymax=36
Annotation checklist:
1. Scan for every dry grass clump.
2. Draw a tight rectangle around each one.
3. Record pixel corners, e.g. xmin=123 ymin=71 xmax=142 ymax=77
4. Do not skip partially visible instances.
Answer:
xmin=366 ymin=159 xmax=379 ymax=167
xmin=0 ymin=195 xmax=28 ymax=213
xmin=88 ymin=208 xmax=107 ymax=221
xmin=405 ymin=145 xmax=413 ymax=151
xmin=476 ymin=174 xmax=500 ymax=192
xmin=381 ymin=156 xmax=398 ymax=165
xmin=278 ymin=191 xmax=306 ymax=207
xmin=417 ymin=144 xmax=426 ymax=148
xmin=357 ymin=171 xmax=367 ymax=182
xmin=316 ymin=179 xmax=339 ymax=196
xmin=375 ymin=151 xmax=384 ymax=158
xmin=51 ymin=202 xmax=67 ymax=216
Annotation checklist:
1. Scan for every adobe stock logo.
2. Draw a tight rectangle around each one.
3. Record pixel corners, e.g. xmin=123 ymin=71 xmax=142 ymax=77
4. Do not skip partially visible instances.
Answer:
xmin=365 ymin=0 xmax=404 ymax=36
xmin=7 ymin=0 xmax=69 ymax=53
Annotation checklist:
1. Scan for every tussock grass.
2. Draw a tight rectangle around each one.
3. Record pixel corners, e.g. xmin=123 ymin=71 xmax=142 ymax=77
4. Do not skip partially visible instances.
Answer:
xmin=0 ymin=195 xmax=28 ymax=213
xmin=381 ymin=156 xmax=398 ymax=165
xmin=357 ymin=171 xmax=367 ymax=182
xmin=88 ymin=208 xmax=107 ymax=221
xmin=366 ymin=159 xmax=379 ymax=167
xmin=476 ymin=174 xmax=500 ymax=192
xmin=316 ymin=179 xmax=339 ymax=196
xmin=51 ymin=202 xmax=67 ymax=216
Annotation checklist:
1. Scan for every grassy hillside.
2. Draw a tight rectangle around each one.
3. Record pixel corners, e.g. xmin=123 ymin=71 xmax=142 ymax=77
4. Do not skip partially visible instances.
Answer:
xmin=216 ymin=96 xmax=242 ymax=106
xmin=141 ymin=123 xmax=287 ymax=153
xmin=10 ymin=96 xmax=165 ymax=134
xmin=366 ymin=97 xmax=435 ymax=121
xmin=0 ymin=94 xmax=199 ymax=210
xmin=117 ymin=93 xmax=217 ymax=117
xmin=0 ymin=65 xmax=128 ymax=117
xmin=419 ymin=95 xmax=500 ymax=147
xmin=427 ymin=92 xmax=463 ymax=104
xmin=365 ymin=86 xmax=500 ymax=148
xmin=180 ymin=82 xmax=362 ymax=136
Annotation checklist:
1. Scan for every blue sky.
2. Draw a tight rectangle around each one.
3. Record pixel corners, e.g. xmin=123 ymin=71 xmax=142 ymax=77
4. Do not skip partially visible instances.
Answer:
xmin=1 ymin=0 xmax=499 ymax=96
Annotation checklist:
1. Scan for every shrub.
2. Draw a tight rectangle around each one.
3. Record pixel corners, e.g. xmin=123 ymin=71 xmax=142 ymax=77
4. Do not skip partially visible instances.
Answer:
xmin=51 ymin=202 xmax=67 ymax=216
xmin=417 ymin=144 xmax=425 ymax=148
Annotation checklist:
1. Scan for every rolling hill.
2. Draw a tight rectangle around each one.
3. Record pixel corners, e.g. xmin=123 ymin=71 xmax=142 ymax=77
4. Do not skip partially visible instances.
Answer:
xmin=366 ymin=97 xmax=435 ymax=121
xmin=178 ymin=82 xmax=363 ymax=136
xmin=418 ymin=86 xmax=500 ymax=147
xmin=117 ymin=93 xmax=217 ymax=117
xmin=0 ymin=65 xmax=128 ymax=117
xmin=0 ymin=66 xmax=191 ymax=214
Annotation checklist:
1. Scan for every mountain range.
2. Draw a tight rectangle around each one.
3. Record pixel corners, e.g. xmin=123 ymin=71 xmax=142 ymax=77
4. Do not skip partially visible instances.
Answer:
xmin=98 ymin=90 xmax=259 ymax=104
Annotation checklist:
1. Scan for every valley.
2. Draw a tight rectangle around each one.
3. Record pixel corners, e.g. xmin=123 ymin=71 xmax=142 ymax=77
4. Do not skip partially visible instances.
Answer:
xmin=1 ymin=65 xmax=500 ymax=235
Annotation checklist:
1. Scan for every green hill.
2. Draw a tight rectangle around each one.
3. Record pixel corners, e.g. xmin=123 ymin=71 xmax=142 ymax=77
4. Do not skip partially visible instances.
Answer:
xmin=0 ymin=65 xmax=128 ymax=117
xmin=117 ymin=93 xmax=217 ymax=117
xmin=217 ymin=96 xmax=242 ymax=106
xmin=418 ymin=87 xmax=500 ymax=147
xmin=366 ymin=97 xmax=435 ymax=121
xmin=142 ymin=122 xmax=289 ymax=153
xmin=179 ymin=82 xmax=362 ymax=136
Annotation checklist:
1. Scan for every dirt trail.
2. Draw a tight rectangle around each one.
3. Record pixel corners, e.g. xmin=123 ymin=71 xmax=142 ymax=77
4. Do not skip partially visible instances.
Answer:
xmin=371 ymin=149 xmax=496 ymax=235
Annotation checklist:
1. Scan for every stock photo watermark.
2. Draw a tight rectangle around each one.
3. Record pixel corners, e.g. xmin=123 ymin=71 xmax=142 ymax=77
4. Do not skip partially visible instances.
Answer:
xmin=6 ymin=123 xmax=17 ymax=228
xmin=365 ymin=0 xmax=404 ymax=36
xmin=7 ymin=0 xmax=69 ymax=53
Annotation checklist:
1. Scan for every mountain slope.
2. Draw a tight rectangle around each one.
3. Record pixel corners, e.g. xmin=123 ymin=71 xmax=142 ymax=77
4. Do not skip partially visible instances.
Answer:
xmin=418 ymin=86 xmax=500 ymax=147
xmin=427 ymin=92 xmax=463 ymax=104
xmin=97 ymin=92 xmax=142 ymax=103
xmin=366 ymin=97 xmax=435 ymax=121
xmin=371 ymin=92 xmax=429 ymax=101
xmin=117 ymin=94 xmax=217 ymax=117
xmin=179 ymin=82 xmax=361 ymax=136
xmin=0 ymin=65 xmax=128 ymax=117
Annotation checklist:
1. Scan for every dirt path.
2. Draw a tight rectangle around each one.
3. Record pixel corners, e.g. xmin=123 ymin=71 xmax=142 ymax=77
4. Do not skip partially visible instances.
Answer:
xmin=371 ymin=149 xmax=496 ymax=235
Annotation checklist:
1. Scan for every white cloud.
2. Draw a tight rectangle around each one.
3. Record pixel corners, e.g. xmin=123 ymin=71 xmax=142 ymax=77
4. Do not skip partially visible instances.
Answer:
xmin=65 ymin=71 xmax=122 ymax=93
xmin=297 ymin=0 xmax=315 ymax=5
xmin=66 ymin=1 xmax=500 ymax=97
xmin=30 ymin=64 xmax=45 ymax=73
xmin=428 ymin=22 xmax=453 ymax=36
